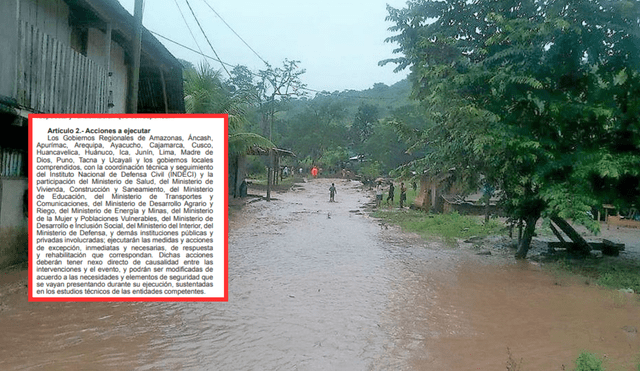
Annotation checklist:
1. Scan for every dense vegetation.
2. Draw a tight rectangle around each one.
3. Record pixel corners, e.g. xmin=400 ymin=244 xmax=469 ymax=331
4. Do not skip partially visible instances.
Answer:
xmin=381 ymin=0 xmax=640 ymax=258
xmin=184 ymin=0 xmax=640 ymax=260
xmin=182 ymin=59 xmax=428 ymax=178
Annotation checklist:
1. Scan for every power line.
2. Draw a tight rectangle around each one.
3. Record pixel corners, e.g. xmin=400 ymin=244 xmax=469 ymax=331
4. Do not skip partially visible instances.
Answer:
xmin=199 ymin=0 xmax=269 ymax=66
xmin=172 ymin=0 xmax=208 ymax=67
xmin=150 ymin=31 xmax=235 ymax=68
xmin=150 ymin=31 xmax=397 ymax=100
xmin=183 ymin=0 xmax=231 ymax=77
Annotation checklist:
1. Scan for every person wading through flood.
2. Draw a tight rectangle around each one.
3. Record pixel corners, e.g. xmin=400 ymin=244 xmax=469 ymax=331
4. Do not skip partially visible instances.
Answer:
xmin=329 ymin=183 xmax=337 ymax=202
xmin=386 ymin=182 xmax=395 ymax=207
xmin=399 ymin=182 xmax=407 ymax=208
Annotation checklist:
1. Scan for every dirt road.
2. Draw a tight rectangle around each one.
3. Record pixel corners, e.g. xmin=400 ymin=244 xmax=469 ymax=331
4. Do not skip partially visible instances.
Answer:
xmin=1 ymin=177 xmax=639 ymax=370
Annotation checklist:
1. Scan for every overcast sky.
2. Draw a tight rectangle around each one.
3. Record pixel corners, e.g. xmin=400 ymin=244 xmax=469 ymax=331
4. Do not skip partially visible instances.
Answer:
xmin=117 ymin=0 xmax=410 ymax=93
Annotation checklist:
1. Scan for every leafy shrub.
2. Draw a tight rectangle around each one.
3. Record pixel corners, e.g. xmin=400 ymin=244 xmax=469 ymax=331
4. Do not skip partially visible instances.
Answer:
xmin=574 ymin=352 xmax=604 ymax=371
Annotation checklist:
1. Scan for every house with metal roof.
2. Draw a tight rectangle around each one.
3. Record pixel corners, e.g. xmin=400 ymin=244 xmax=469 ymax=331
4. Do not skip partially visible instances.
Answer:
xmin=0 ymin=0 xmax=185 ymax=266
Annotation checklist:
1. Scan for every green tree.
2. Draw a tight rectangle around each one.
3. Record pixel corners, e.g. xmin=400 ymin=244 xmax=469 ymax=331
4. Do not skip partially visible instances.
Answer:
xmin=184 ymin=63 xmax=273 ymax=154
xmin=383 ymin=0 xmax=640 ymax=258
xmin=278 ymin=91 xmax=349 ymax=162
xmin=257 ymin=59 xmax=307 ymax=140
xmin=349 ymin=103 xmax=380 ymax=148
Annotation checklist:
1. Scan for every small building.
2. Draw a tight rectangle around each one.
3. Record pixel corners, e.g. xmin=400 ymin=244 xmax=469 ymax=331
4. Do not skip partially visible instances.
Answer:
xmin=0 ymin=0 xmax=185 ymax=265
xmin=413 ymin=170 xmax=500 ymax=215
xmin=412 ymin=171 xmax=456 ymax=213
xmin=229 ymin=146 xmax=295 ymax=198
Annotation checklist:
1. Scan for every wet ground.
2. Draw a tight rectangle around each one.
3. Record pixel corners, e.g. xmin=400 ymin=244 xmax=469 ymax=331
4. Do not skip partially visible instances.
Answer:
xmin=1 ymin=177 xmax=639 ymax=370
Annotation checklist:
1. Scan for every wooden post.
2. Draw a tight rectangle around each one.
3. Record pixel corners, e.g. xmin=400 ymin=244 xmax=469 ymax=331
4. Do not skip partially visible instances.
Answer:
xmin=266 ymin=149 xmax=273 ymax=201
xmin=104 ymin=23 xmax=112 ymax=113
xmin=128 ymin=0 xmax=144 ymax=113
xmin=275 ymin=153 xmax=280 ymax=185
xmin=12 ymin=0 xmax=21 ymax=99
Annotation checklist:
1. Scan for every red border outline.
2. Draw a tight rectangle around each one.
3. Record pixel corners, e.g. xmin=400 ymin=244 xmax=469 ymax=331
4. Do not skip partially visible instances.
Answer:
xmin=28 ymin=114 xmax=229 ymax=302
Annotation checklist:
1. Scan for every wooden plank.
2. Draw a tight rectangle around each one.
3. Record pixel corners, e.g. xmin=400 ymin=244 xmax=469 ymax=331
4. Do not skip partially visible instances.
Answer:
xmin=100 ymin=67 xmax=107 ymax=113
xmin=66 ymin=51 xmax=73 ymax=113
xmin=42 ymin=32 xmax=49 ymax=112
xmin=54 ymin=39 xmax=64 ymax=113
xmin=160 ymin=68 xmax=169 ymax=113
xmin=73 ymin=54 xmax=80 ymax=113
xmin=548 ymin=221 xmax=567 ymax=246
xmin=69 ymin=52 xmax=77 ymax=113
xmin=58 ymin=46 xmax=65 ymax=113
xmin=17 ymin=21 xmax=26 ymax=105
xmin=100 ymin=69 xmax=109 ymax=113
xmin=29 ymin=25 xmax=37 ymax=111
xmin=550 ymin=216 xmax=592 ymax=255
xmin=77 ymin=52 xmax=84 ymax=112
xmin=82 ymin=57 xmax=89 ymax=113
xmin=85 ymin=58 xmax=91 ymax=113
xmin=47 ymin=37 xmax=57 ymax=113
xmin=66 ymin=49 xmax=74 ymax=113
xmin=73 ymin=51 xmax=80 ymax=112
xmin=25 ymin=23 xmax=34 ymax=109
xmin=75 ymin=52 xmax=82 ymax=113
xmin=63 ymin=47 xmax=72 ymax=113
xmin=86 ymin=60 xmax=93 ymax=113
xmin=38 ymin=29 xmax=47 ymax=112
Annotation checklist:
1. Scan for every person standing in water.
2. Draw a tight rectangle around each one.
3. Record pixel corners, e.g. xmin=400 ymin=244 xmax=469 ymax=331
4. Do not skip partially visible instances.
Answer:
xmin=329 ymin=183 xmax=337 ymax=202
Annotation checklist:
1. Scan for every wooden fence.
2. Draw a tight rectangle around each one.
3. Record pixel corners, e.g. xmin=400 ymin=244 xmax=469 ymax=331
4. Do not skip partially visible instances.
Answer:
xmin=0 ymin=148 xmax=24 ymax=178
xmin=16 ymin=21 xmax=108 ymax=114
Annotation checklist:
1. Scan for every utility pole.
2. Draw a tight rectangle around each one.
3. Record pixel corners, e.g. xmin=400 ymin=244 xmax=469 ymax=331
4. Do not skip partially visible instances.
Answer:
xmin=128 ymin=0 xmax=144 ymax=113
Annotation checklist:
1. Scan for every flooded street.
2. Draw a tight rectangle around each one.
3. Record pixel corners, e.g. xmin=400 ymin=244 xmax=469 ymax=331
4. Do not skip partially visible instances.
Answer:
xmin=1 ymin=178 xmax=639 ymax=370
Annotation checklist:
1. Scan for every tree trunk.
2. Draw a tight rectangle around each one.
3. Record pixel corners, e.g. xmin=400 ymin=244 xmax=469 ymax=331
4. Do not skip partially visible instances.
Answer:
xmin=517 ymin=218 xmax=523 ymax=244
xmin=484 ymin=201 xmax=490 ymax=224
xmin=515 ymin=215 xmax=539 ymax=259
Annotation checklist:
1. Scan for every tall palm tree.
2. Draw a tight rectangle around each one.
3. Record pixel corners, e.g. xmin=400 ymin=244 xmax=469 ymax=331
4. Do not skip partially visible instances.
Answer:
xmin=184 ymin=63 xmax=276 ymax=197
xmin=184 ymin=63 xmax=274 ymax=153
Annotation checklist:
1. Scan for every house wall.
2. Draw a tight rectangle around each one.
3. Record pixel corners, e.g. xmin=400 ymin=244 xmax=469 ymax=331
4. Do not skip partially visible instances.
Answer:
xmin=2 ymin=0 xmax=131 ymax=113
xmin=0 ymin=178 xmax=27 ymax=268
xmin=110 ymin=41 xmax=128 ymax=113
xmin=0 ymin=0 xmax=20 ymax=99
xmin=0 ymin=179 xmax=28 ymax=228
xmin=86 ymin=28 xmax=128 ymax=113
xmin=20 ymin=0 xmax=71 ymax=43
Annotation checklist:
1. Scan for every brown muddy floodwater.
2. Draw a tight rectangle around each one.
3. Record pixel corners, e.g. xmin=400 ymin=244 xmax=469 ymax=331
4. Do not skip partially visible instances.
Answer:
xmin=1 ymin=178 xmax=639 ymax=370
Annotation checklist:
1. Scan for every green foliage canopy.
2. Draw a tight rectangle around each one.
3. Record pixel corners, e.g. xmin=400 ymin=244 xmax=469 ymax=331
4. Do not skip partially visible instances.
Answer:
xmin=382 ymin=0 xmax=640 ymax=257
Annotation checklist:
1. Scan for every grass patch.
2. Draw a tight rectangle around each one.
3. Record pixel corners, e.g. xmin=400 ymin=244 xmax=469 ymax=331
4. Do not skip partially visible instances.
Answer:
xmin=546 ymin=256 xmax=640 ymax=293
xmin=247 ymin=175 xmax=301 ymax=190
xmin=373 ymin=210 xmax=506 ymax=244
xmin=380 ymin=186 xmax=419 ymax=208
